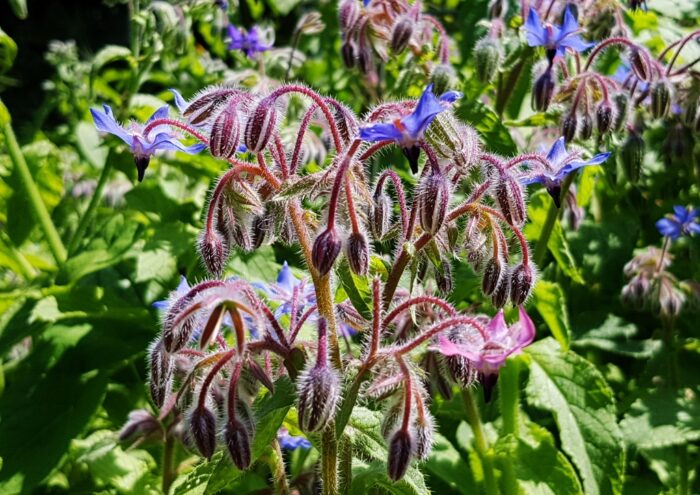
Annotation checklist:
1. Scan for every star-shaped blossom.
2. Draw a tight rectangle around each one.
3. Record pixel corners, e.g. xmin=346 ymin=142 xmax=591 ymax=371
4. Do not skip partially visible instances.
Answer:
xmin=525 ymin=6 xmax=595 ymax=60
xmin=277 ymin=427 xmax=312 ymax=450
xmin=656 ymin=206 xmax=700 ymax=240
xmin=359 ymin=84 xmax=462 ymax=173
xmin=227 ymin=25 xmax=270 ymax=58
xmin=91 ymin=105 xmax=205 ymax=181
xmin=522 ymin=137 xmax=610 ymax=207
xmin=435 ymin=307 xmax=535 ymax=399
xmin=257 ymin=262 xmax=317 ymax=319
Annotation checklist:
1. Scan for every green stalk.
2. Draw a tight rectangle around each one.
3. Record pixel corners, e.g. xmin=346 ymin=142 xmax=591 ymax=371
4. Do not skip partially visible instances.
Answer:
xmin=532 ymin=172 xmax=577 ymax=267
xmin=269 ymin=440 xmax=290 ymax=495
xmin=499 ymin=360 xmax=520 ymax=495
xmin=0 ymin=230 xmax=35 ymax=280
xmin=462 ymin=390 xmax=499 ymax=495
xmin=1 ymin=99 xmax=67 ymax=264
xmin=162 ymin=433 xmax=175 ymax=494
xmin=322 ymin=425 xmax=339 ymax=495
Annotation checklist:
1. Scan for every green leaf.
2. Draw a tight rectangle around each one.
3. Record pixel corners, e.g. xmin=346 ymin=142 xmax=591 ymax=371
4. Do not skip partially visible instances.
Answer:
xmin=0 ymin=27 xmax=18 ymax=73
xmin=424 ymin=434 xmax=472 ymax=495
xmin=336 ymin=258 xmax=373 ymax=319
xmin=525 ymin=338 xmax=624 ymax=495
xmin=228 ymin=246 xmax=281 ymax=284
xmin=76 ymin=121 xmax=108 ymax=169
xmin=335 ymin=369 xmax=368 ymax=439
xmin=531 ymin=280 xmax=571 ymax=350
xmin=620 ymin=388 xmax=700 ymax=451
xmin=8 ymin=0 xmax=27 ymax=19
xmin=572 ymin=313 xmax=661 ymax=359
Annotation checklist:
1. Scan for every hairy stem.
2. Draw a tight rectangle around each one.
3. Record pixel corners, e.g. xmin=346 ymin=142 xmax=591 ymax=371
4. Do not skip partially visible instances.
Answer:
xmin=462 ymin=390 xmax=499 ymax=495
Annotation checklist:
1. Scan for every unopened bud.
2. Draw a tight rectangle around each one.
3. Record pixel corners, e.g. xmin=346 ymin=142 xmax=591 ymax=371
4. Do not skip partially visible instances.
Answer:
xmin=163 ymin=299 xmax=196 ymax=353
xmin=251 ymin=214 xmax=269 ymax=249
xmin=488 ymin=0 xmax=507 ymax=18
xmin=210 ymin=103 xmax=241 ymax=159
xmin=446 ymin=221 xmax=460 ymax=251
xmin=629 ymin=48 xmax=651 ymax=81
xmin=341 ymin=40 xmax=355 ymax=68
xmin=391 ymin=16 xmax=414 ymax=54
xmin=613 ymin=93 xmax=629 ymax=131
xmin=494 ymin=175 xmax=526 ymax=226
xmin=312 ymin=228 xmax=342 ymax=276
xmin=148 ymin=339 xmax=172 ymax=408
xmin=370 ymin=192 xmax=392 ymax=241
xmin=346 ymin=232 xmax=370 ymax=276
xmin=296 ymin=364 xmax=340 ymax=432
xmin=244 ymin=97 xmax=277 ymax=153
xmin=418 ymin=169 xmax=450 ymax=234
xmin=596 ymin=101 xmax=614 ymax=134
xmin=357 ymin=43 xmax=373 ymax=74
xmin=579 ymin=112 xmax=593 ymax=140
xmin=650 ymin=79 xmax=672 ymax=119
xmin=435 ymin=258 xmax=453 ymax=294
xmin=491 ymin=272 xmax=510 ymax=308
xmin=225 ymin=419 xmax=252 ymax=469
xmin=119 ymin=409 xmax=160 ymax=443
xmin=430 ymin=64 xmax=456 ymax=96
xmin=510 ymin=263 xmax=535 ymax=305
xmin=381 ymin=400 xmax=403 ymax=440
xmin=413 ymin=412 xmax=435 ymax=461
xmin=190 ymin=406 xmax=218 ymax=459
xmin=532 ymin=70 xmax=555 ymax=112
xmin=474 ymin=38 xmax=502 ymax=83
xmin=387 ymin=429 xmax=414 ymax=481
xmin=338 ymin=0 xmax=360 ymax=31
xmin=183 ymin=88 xmax=237 ymax=126
xmin=561 ymin=113 xmax=578 ymax=143
xmin=199 ymin=230 xmax=229 ymax=277
xmin=620 ymin=132 xmax=645 ymax=184
xmin=482 ymin=257 xmax=503 ymax=296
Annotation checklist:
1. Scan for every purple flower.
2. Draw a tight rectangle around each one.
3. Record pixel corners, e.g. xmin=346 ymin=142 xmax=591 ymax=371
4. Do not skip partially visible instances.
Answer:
xmin=277 ymin=427 xmax=312 ymax=450
xmin=435 ymin=307 xmax=535 ymax=398
xmin=522 ymin=137 xmax=610 ymax=207
xmin=227 ymin=25 xmax=270 ymax=58
xmin=359 ymin=84 xmax=462 ymax=173
xmin=656 ymin=206 xmax=700 ymax=240
xmin=525 ymin=6 xmax=595 ymax=60
xmin=91 ymin=105 xmax=205 ymax=182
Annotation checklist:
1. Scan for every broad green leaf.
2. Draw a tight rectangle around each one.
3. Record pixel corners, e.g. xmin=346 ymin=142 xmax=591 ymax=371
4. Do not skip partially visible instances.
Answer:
xmin=531 ymin=280 xmax=571 ymax=350
xmin=0 ymin=27 xmax=17 ymax=73
xmin=572 ymin=313 xmax=661 ymax=359
xmin=525 ymin=338 xmax=624 ymax=495
xmin=76 ymin=121 xmax=108 ymax=168
xmin=336 ymin=259 xmax=373 ymax=319
xmin=349 ymin=460 xmax=428 ymax=495
xmin=620 ymin=388 xmax=700 ymax=451
xmin=228 ymin=246 xmax=282 ymax=284
xmin=424 ymin=433 xmax=472 ymax=495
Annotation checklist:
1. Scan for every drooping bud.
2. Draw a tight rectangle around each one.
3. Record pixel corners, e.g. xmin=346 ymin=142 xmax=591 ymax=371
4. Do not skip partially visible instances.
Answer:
xmin=532 ymin=69 xmax=555 ymax=112
xmin=620 ymin=131 xmax=645 ymax=184
xmin=491 ymin=271 xmax=510 ymax=308
xmin=596 ymin=100 xmax=614 ymax=134
xmin=312 ymin=228 xmax=343 ymax=276
xmin=629 ymin=48 xmax=651 ymax=81
xmin=224 ymin=419 xmax=252 ymax=469
xmin=494 ymin=174 xmax=526 ymax=226
xmin=488 ymin=0 xmax=507 ymax=18
xmin=482 ymin=257 xmax=503 ymax=296
xmin=183 ymin=88 xmax=237 ymax=126
xmin=244 ymin=96 xmax=277 ymax=153
xmin=430 ymin=64 xmax=456 ymax=96
xmin=198 ymin=230 xmax=229 ymax=277
xmin=435 ymin=257 xmax=453 ymax=294
xmin=148 ymin=339 xmax=172 ymax=408
xmin=579 ymin=112 xmax=593 ymax=140
xmin=331 ymin=101 xmax=359 ymax=146
xmin=338 ymin=0 xmax=360 ymax=31
xmin=380 ymin=399 xmax=403 ymax=441
xmin=190 ymin=406 xmax=218 ymax=459
xmin=650 ymin=79 xmax=673 ymax=119
xmin=613 ymin=93 xmax=629 ymax=131
xmin=251 ymin=214 xmax=270 ymax=249
xmin=387 ymin=429 xmax=414 ymax=481
xmin=391 ymin=16 xmax=414 ymax=54
xmin=163 ymin=297 xmax=196 ymax=353
xmin=446 ymin=221 xmax=460 ymax=251
xmin=370 ymin=192 xmax=392 ymax=241
xmin=474 ymin=38 xmax=502 ymax=83
xmin=210 ymin=102 xmax=241 ymax=159
xmin=418 ymin=169 xmax=450 ymax=235
xmin=561 ymin=113 xmax=578 ymax=143
xmin=413 ymin=412 xmax=435 ymax=461
xmin=357 ymin=42 xmax=373 ymax=74
xmin=346 ymin=232 xmax=370 ymax=276
xmin=341 ymin=40 xmax=356 ymax=68
xmin=510 ymin=263 xmax=535 ymax=305
xmin=296 ymin=363 xmax=341 ymax=432
xmin=119 ymin=409 xmax=161 ymax=444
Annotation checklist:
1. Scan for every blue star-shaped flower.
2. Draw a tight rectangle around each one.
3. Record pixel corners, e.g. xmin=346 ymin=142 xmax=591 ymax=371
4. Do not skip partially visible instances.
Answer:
xmin=359 ymin=84 xmax=462 ymax=173
xmin=525 ymin=6 xmax=595 ymax=60
xmin=522 ymin=137 xmax=610 ymax=207
xmin=91 ymin=105 xmax=206 ymax=181
xmin=277 ymin=428 xmax=312 ymax=450
xmin=227 ymin=25 xmax=270 ymax=58
xmin=656 ymin=206 xmax=700 ymax=240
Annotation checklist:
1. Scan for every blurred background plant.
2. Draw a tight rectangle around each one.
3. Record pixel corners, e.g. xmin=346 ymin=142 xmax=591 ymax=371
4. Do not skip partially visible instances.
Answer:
xmin=0 ymin=0 xmax=699 ymax=494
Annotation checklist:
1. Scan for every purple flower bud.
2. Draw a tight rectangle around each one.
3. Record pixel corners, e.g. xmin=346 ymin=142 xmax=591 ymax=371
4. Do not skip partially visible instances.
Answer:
xmin=225 ymin=418 xmax=252 ymax=469
xmin=532 ymin=69 xmax=555 ymax=112
xmin=620 ymin=131 xmax=645 ymax=184
xmin=148 ymin=339 xmax=172 ymax=408
xmin=346 ymin=232 xmax=370 ymax=276
xmin=629 ymin=48 xmax=651 ymax=81
xmin=387 ymin=429 xmax=414 ymax=481
xmin=613 ymin=93 xmax=629 ymax=131
xmin=330 ymin=101 xmax=360 ymax=146
xmin=418 ymin=169 xmax=450 ymax=235
xmin=579 ymin=112 xmax=593 ymax=140
xmin=446 ymin=221 xmax=460 ymax=251
xmin=296 ymin=364 xmax=341 ymax=432
xmin=341 ymin=41 xmax=356 ymax=68
xmin=183 ymin=88 xmax=237 ymax=126
xmin=491 ymin=272 xmax=510 ymax=308
xmin=561 ymin=113 xmax=578 ymax=143
xmin=435 ymin=257 xmax=453 ymax=294
xmin=210 ymin=102 xmax=241 ymax=159
xmin=650 ymin=79 xmax=673 ymax=119
xmin=482 ymin=257 xmax=503 ymax=296
xmin=244 ymin=97 xmax=277 ymax=153
xmin=357 ymin=42 xmax=373 ymax=75
xmin=119 ymin=409 xmax=160 ymax=443
xmin=488 ymin=0 xmax=507 ymax=18
xmin=312 ymin=228 xmax=343 ymax=276
xmin=596 ymin=101 xmax=614 ymax=134
xmin=163 ymin=299 xmax=196 ymax=353
xmin=474 ymin=38 xmax=502 ymax=83
xmin=510 ymin=263 xmax=535 ymax=305
xmin=370 ymin=192 xmax=392 ymax=241
xmin=251 ymin=214 xmax=269 ymax=249
xmin=199 ymin=230 xmax=229 ymax=277
xmin=391 ymin=16 xmax=414 ymax=54
xmin=495 ymin=175 xmax=526 ymax=226
xmin=413 ymin=412 xmax=434 ymax=460
xmin=190 ymin=406 xmax=218 ymax=459
xmin=338 ymin=0 xmax=360 ymax=31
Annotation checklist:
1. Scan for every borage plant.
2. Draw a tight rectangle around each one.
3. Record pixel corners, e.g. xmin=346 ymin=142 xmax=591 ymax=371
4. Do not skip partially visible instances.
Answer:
xmin=91 ymin=75 xmax=592 ymax=492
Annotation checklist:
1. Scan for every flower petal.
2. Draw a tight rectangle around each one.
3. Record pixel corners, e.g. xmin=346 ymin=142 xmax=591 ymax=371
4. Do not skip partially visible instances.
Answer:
xmin=656 ymin=218 xmax=680 ymax=239
xmin=514 ymin=307 xmax=536 ymax=348
xmin=91 ymin=106 xmax=133 ymax=145
xmin=435 ymin=336 xmax=482 ymax=362
xmin=546 ymin=137 xmax=568 ymax=165
xmin=486 ymin=310 xmax=509 ymax=339
xmin=359 ymin=122 xmax=404 ymax=142
xmin=525 ymin=9 xmax=546 ymax=47
xmin=400 ymin=84 xmax=446 ymax=139
xmin=170 ymin=89 xmax=188 ymax=113
xmin=439 ymin=90 xmax=463 ymax=103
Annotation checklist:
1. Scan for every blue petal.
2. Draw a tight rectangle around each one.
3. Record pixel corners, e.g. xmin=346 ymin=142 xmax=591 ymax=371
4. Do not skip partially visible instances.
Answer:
xmin=439 ymin=90 xmax=462 ymax=103
xmin=688 ymin=222 xmax=700 ymax=235
xmin=673 ymin=205 xmax=689 ymax=221
xmin=525 ymin=9 xmax=546 ymax=47
xmin=546 ymin=137 xmax=568 ymax=165
xmin=560 ymin=35 xmax=596 ymax=53
xmin=170 ymin=89 xmax=188 ymax=113
xmin=656 ymin=218 xmax=680 ymax=239
xmin=359 ymin=122 xmax=404 ymax=142
xmin=91 ymin=106 xmax=133 ymax=145
xmin=144 ymin=133 xmax=206 ymax=155
xmin=555 ymin=159 xmax=597 ymax=180
xmin=558 ymin=5 xmax=580 ymax=39
xmin=147 ymin=106 xmax=169 ymax=123
xmin=276 ymin=261 xmax=296 ymax=292
xmin=400 ymin=84 xmax=446 ymax=139
xmin=584 ymin=151 xmax=611 ymax=166
xmin=521 ymin=174 xmax=549 ymax=186
xmin=176 ymin=275 xmax=190 ymax=293
xmin=152 ymin=300 xmax=169 ymax=310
